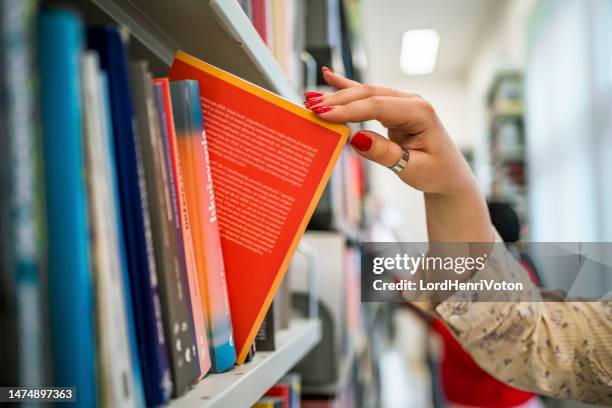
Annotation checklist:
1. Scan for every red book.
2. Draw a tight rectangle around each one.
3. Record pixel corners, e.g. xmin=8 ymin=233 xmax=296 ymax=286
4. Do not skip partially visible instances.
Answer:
xmin=169 ymin=51 xmax=348 ymax=363
xmin=265 ymin=385 xmax=290 ymax=408
xmin=153 ymin=77 xmax=212 ymax=378
xmin=252 ymin=0 xmax=269 ymax=45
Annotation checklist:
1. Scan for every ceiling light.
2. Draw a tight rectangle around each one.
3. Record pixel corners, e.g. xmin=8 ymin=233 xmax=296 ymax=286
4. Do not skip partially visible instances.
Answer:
xmin=399 ymin=29 xmax=440 ymax=75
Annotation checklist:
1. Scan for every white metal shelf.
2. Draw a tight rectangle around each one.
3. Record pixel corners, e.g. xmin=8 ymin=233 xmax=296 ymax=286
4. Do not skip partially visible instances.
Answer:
xmin=169 ymin=318 xmax=321 ymax=408
xmin=90 ymin=0 xmax=300 ymax=102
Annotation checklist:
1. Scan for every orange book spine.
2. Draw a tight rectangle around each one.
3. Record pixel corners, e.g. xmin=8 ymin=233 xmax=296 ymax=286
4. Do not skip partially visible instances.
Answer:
xmin=170 ymin=80 xmax=236 ymax=372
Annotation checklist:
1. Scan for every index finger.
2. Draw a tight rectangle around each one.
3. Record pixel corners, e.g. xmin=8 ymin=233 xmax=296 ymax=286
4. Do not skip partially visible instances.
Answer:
xmin=321 ymin=67 xmax=360 ymax=90
xmin=315 ymin=96 xmax=434 ymax=132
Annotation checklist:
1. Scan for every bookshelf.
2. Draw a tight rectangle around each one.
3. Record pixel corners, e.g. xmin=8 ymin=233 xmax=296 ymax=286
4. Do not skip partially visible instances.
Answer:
xmin=2 ymin=0 xmax=379 ymax=406
xmin=89 ymin=0 xmax=300 ymax=102
xmin=301 ymin=339 xmax=356 ymax=396
xmin=169 ymin=318 xmax=321 ymax=408
xmin=486 ymin=72 xmax=528 ymax=229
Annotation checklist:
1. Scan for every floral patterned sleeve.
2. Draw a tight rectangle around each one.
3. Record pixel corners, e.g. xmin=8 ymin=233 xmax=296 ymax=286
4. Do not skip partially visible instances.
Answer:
xmin=435 ymin=233 xmax=612 ymax=405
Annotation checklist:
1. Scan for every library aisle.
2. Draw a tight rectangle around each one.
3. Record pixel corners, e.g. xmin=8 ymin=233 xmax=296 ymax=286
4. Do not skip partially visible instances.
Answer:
xmin=1 ymin=1 xmax=612 ymax=408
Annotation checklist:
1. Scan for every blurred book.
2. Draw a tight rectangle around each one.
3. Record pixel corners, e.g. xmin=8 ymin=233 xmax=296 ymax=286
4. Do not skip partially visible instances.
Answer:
xmin=308 ymin=146 xmax=364 ymax=236
xmin=252 ymin=0 xmax=271 ymax=46
xmin=130 ymin=61 xmax=200 ymax=396
xmin=154 ymin=77 xmax=212 ymax=380
xmin=255 ymin=306 xmax=276 ymax=352
xmin=170 ymin=79 xmax=237 ymax=373
xmin=0 ymin=0 xmax=48 ymax=390
xmin=38 ymin=9 xmax=97 ymax=406
xmin=82 ymin=51 xmax=138 ymax=408
xmin=169 ymin=51 xmax=349 ymax=364
xmin=88 ymin=26 xmax=172 ymax=406
xmin=254 ymin=396 xmax=284 ymax=408
xmin=266 ymin=373 xmax=301 ymax=408
xmin=242 ymin=0 xmax=304 ymax=88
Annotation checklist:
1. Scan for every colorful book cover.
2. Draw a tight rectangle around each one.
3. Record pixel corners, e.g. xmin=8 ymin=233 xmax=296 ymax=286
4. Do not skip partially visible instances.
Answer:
xmin=130 ymin=61 xmax=199 ymax=396
xmin=254 ymin=397 xmax=284 ymax=408
xmin=88 ymin=27 xmax=172 ymax=406
xmin=153 ymin=77 xmax=212 ymax=379
xmin=265 ymin=384 xmax=290 ymax=408
xmin=275 ymin=374 xmax=301 ymax=408
xmin=169 ymin=80 xmax=237 ymax=373
xmin=169 ymin=51 xmax=349 ymax=363
xmin=81 ymin=51 xmax=138 ymax=408
xmin=38 ymin=8 xmax=96 ymax=407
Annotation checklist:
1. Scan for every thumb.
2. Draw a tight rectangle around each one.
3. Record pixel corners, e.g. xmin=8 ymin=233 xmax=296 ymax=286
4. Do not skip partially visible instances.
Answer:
xmin=349 ymin=130 xmax=403 ymax=168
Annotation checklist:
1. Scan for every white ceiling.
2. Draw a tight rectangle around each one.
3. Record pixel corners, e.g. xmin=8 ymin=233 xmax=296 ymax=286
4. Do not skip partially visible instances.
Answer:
xmin=361 ymin=0 xmax=504 ymax=81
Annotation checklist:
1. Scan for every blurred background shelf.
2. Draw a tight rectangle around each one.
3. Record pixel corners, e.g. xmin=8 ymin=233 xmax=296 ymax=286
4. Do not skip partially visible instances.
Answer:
xmin=169 ymin=318 xmax=321 ymax=408
xmin=301 ymin=339 xmax=356 ymax=397
xmin=88 ymin=0 xmax=300 ymax=101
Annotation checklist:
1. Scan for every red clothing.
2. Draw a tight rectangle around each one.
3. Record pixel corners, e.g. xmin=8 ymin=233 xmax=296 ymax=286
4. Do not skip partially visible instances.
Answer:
xmin=432 ymin=319 xmax=534 ymax=407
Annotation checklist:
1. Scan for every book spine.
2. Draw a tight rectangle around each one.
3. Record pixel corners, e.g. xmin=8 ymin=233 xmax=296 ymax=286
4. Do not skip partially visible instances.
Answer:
xmin=170 ymin=80 xmax=237 ymax=373
xmin=37 ymin=9 xmax=97 ymax=407
xmin=100 ymin=68 xmax=146 ymax=408
xmin=81 ymin=51 xmax=137 ymax=408
xmin=255 ymin=307 xmax=276 ymax=352
xmin=87 ymin=27 xmax=171 ymax=406
xmin=252 ymin=0 xmax=269 ymax=44
xmin=1 ymin=0 xmax=47 ymax=389
xmin=153 ymin=81 xmax=201 ymax=380
xmin=130 ymin=62 xmax=198 ymax=396
xmin=154 ymin=78 xmax=212 ymax=379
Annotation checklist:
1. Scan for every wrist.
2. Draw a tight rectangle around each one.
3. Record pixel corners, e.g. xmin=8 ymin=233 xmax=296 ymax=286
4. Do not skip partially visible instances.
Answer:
xmin=425 ymin=181 xmax=493 ymax=243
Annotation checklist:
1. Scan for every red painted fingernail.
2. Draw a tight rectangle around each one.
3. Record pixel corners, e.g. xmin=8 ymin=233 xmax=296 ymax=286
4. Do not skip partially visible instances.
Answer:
xmin=304 ymin=97 xmax=324 ymax=108
xmin=304 ymin=91 xmax=324 ymax=99
xmin=321 ymin=66 xmax=333 ymax=73
xmin=350 ymin=132 xmax=372 ymax=152
xmin=312 ymin=106 xmax=333 ymax=114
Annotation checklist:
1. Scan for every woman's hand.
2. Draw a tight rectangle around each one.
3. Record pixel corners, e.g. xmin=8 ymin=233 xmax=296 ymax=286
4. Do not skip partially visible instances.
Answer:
xmin=305 ymin=68 xmax=475 ymax=196
xmin=306 ymin=68 xmax=494 ymax=243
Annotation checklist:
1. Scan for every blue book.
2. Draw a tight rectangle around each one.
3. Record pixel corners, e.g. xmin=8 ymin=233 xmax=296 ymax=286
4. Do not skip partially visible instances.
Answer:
xmin=87 ymin=27 xmax=172 ymax=406
xmin=37 ymin=9 xmax=96 ymax=408
xmin=100 ymin=71 xmax=146 ymax=408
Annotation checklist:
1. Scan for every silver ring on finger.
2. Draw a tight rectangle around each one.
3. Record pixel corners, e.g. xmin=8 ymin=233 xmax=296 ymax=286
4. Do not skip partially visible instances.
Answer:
xmin=388 ymin=149 xmax=409 ymax=175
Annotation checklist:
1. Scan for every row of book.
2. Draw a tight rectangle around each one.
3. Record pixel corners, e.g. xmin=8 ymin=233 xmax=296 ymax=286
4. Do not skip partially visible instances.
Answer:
xmin=237 ymin=0 xmax=304 ymax=88
xmin=0 ymin=4 xmax=237 ymax=407
xmin=237 ymin=0 xmax=364 ymax=90
xmin=2 ymin=1 xmax=350 ymax=407
xmin=234 ymin=0 xmax=367 ymax=235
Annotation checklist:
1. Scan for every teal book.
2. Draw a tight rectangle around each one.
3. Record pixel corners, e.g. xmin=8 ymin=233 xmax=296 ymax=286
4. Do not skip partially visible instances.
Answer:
xmin=38 ymin=8 xmax=96 ymax=408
